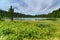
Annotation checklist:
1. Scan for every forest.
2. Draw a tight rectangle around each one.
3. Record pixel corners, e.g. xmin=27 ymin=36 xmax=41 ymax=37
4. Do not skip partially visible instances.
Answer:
xmin=0 ymin=6 xmax=60 ymax=19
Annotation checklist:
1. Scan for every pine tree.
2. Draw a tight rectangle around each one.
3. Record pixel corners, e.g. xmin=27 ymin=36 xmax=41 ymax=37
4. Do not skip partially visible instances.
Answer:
xmin=9 ymin=6 xmax=14 ymax=21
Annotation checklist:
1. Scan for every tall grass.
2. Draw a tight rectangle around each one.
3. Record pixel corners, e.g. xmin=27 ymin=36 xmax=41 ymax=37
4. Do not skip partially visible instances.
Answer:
xmin=0 ymin=20 xmax=60 ymax=40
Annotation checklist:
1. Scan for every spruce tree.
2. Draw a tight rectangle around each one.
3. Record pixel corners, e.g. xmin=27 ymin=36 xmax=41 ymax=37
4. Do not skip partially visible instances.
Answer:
xmin=9 ymin=6 xmax=14 ymax=21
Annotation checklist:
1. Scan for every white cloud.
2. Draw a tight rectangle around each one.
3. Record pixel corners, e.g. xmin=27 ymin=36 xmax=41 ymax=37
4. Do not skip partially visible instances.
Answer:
xmin=0 ymin=0 xmax=60 ymax=15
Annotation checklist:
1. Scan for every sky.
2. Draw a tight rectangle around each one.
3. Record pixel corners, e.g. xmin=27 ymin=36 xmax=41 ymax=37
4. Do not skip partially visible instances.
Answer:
xmin=0 ymin=0 xmax=60 ymax=15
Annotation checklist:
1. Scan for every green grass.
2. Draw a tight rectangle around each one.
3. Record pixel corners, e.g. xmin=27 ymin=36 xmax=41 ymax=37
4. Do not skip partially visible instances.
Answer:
xmin=0 ymin=20 xmax=60 ymax=40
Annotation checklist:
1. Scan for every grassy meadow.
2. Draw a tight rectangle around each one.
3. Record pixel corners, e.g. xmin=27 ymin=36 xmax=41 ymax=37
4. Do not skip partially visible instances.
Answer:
xmin=0 ymin=19 xmax=60 ymax=40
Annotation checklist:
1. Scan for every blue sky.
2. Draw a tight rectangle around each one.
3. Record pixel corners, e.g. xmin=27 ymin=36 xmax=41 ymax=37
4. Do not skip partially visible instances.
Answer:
xmin=0 ymin=0 xmax=60 ymax=15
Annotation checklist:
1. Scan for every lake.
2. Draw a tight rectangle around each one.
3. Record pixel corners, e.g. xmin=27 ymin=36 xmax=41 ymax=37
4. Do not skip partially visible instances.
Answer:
xmin=13 ymin=18 xmax=57 ymax=20
xmin=14 ymin=18 xmax=47 ymax=20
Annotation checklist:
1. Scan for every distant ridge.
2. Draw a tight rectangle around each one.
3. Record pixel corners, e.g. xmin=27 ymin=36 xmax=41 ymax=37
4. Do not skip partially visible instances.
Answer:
xmin=0 ymin=9 xmax=34 ymax=18
xmin=0 ymin=8 xmax=60 ymax=18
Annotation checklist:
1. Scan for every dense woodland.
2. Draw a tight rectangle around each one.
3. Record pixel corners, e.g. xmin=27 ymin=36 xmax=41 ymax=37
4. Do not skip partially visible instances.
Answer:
xmin=47 ymin=8 xmax=60 ymax=18
xmin=0 ymin=6 xmax=60 ymax=18
xmin=35 ymin=8 xmax=60 ymax=18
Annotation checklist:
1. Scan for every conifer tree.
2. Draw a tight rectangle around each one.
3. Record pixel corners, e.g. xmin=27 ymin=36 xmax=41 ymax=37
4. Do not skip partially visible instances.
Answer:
xmin=9 ymin=6 xmax=14 ymax=21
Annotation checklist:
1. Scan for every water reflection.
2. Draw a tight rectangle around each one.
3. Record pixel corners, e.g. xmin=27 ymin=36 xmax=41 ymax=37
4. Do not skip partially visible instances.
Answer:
xmin=14 ymin=18 xmax=57 ymax=20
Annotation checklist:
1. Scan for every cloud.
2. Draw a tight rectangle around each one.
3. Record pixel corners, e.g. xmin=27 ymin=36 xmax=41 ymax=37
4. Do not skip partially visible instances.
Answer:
xmin=0 ymin=0 xmax=60 ymax=15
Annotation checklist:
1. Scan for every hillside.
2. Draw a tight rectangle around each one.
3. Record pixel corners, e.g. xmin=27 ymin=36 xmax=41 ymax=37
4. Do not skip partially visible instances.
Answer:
xmin=0 ymin=9 xmax=34 ymax=18
xmin=47 ymin=8 xmax=60 ymax=18
xmin=0 ymin=8 xmax=60 ymax=18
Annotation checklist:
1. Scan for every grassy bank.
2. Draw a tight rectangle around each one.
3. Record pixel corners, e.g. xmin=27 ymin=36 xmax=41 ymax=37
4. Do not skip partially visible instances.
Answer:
xmin=0 ymin=20 xmax=60 ymax=40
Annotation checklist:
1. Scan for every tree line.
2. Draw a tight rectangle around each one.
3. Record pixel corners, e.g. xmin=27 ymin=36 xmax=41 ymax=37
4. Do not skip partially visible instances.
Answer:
xmin=0 ymin=6 xmax=60 ymax=21
xmin=35 ymin=8 xmax=60 ymax=18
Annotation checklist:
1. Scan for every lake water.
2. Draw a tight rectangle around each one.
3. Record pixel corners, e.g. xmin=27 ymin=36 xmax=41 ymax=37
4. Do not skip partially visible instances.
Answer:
xmin=13 ymin=18 xmax=57 ymax=21
xmin=13 ymin=18 xmax=51 ymax=20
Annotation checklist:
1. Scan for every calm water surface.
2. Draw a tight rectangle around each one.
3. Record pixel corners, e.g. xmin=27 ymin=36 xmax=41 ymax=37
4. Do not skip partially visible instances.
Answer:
xmin=13 ymin=18 xmax=49 ymax=20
